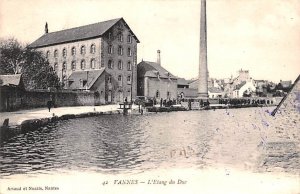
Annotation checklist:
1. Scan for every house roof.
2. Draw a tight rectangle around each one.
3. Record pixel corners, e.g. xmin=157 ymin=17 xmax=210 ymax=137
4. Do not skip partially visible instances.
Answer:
xmin=68 ymin=69 xmax=105 ymax=90
xmin=234 ymin=81 xmax=247 ymax=90
xmin=208 ymin=87 xmax=223 ymax=93
xmin=0 ymin=74 xmax=23 ymax=87
xmin=137 ymin=61 xmax=177 ymax=79
xmin=177 ymin=78 xmax=189 ymax=85
xmin=29 ymin=18 xmax=139 ymax=48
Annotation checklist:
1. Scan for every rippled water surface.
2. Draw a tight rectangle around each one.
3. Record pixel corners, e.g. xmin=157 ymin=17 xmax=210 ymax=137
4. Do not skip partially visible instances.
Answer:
xmin=1 ymin=107 xmax=299 ymax=177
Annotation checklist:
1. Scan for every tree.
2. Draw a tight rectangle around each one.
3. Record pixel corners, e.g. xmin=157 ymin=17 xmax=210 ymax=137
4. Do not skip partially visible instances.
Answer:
xmin=0 ymin=38 xmax=61 ymax=89
xmin=0 ymin=38 xmax=25 ymax=74
xmin=21 ymin=48 xmax=61 ymax=90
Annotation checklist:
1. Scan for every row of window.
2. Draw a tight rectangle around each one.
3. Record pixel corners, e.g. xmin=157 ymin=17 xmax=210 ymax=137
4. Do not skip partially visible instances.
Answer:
xmin=108 ymin=45 xmax=133 ymax=56
xmin=46 ymin=44 xmax=97 ymax=59
xmin=53 ymin=59 xmax=132 ymax=71
xmin=108 ymin=60 xmax=132 ymax=70
xmin=117 ymin=75 xmax=132 ymax=83
xmin=108 ymin=32 xmax=133 ymax=43
xmin=46 ymin=44 xmax=133 ymax=59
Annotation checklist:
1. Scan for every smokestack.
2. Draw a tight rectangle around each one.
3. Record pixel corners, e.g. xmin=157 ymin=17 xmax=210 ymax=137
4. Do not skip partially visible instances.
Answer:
xmin=198 ymin=0 xmax=208 ymax=98
xmin=45 ymin=22 xmax=49 ymax=34
xmin=157 ymin=50 xmax=161 ymax=65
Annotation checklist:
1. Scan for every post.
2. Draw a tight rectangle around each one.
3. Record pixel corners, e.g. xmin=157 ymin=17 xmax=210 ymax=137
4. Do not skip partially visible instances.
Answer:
xmin=86 ymin=71 xmax=89 ymax=91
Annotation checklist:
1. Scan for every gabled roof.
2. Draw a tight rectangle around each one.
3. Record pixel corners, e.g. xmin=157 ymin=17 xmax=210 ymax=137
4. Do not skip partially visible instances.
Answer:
xmin=137 ymin=61 xmax=177 ymax=79
xmin=0 ymin=74 xmax=23 ymax=88
xmin=234 ymin=81 xmax=247 ymax=90
xmin=29 ymin=18 xmax=139 ymax=48
xmin=68 ymin=69 xmax=105 ymax=90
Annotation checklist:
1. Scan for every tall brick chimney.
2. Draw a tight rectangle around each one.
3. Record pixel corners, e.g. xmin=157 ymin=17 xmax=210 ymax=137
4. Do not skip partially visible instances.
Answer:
xmin=198 ymin=0 xmax=208 ymax=98
xmin=157 ymin=50 xmax=161 ymax=66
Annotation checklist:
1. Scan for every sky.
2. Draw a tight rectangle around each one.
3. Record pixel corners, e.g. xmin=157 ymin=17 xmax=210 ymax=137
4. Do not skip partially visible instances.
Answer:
xmin=0 ymin=0 xmax=299 ymax=83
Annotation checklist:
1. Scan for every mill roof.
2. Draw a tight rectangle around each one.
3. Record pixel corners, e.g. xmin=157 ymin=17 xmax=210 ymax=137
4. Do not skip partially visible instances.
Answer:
xmin=137 ymin=61 xmax=177 ymax=79
xmin=29 ymin=18 xmax=139 ymax=48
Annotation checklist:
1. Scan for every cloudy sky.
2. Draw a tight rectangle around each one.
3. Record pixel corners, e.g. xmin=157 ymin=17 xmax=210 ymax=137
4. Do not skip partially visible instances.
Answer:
xmin=1 ymin=0 xmax=299 ymax=82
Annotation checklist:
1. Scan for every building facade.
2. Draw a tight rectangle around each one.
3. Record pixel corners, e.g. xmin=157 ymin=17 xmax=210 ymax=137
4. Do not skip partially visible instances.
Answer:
xmin=137 ymin=60 xmax=177 ymax=102
xmin=29 ymin=18 xmax=139 ymax=103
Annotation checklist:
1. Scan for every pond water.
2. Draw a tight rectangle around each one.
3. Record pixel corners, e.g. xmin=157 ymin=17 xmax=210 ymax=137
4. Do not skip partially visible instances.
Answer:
xmin=0 ymin=107 xmax=299 ymax=193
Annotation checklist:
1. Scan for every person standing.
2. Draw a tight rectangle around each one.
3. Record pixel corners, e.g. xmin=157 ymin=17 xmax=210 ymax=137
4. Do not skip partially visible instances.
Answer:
xmin=47 ymin=100 xmax=52 ymax=112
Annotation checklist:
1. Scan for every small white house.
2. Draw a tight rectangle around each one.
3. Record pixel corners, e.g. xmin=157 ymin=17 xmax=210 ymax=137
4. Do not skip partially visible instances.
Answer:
xmin=233 ymin=81 xmax=256 ymax=98
xmin=208 ymin=87 xmax=224 ymax=98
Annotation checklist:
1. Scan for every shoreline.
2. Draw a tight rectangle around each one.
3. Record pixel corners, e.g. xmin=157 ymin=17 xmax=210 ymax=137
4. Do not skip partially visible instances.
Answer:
xmin=0 ymin=104 xmax=277 ymax=142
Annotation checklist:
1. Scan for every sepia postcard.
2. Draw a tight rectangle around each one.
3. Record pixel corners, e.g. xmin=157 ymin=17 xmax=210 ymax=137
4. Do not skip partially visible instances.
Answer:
xmin=0 ymin=0 xmax=299 ymax=194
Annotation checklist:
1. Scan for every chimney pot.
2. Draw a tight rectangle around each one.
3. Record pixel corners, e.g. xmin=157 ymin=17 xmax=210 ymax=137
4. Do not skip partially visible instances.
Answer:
xmin=157 ymin=50 xmax=161 ymax=66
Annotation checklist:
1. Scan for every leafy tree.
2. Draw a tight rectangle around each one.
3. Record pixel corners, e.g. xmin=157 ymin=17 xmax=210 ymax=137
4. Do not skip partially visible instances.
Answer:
xmin=0 ymin=38 xmax=25 ymax=74
xmin=0 ymin=38 xmax=61 ymax=89
xmin=21 ymin=48 xmax=61 ymax=89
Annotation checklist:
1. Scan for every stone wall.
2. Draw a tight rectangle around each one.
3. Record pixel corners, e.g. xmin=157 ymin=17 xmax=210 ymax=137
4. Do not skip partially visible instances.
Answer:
xmin=145 ymin=77 xmax=177 ymax=101
xmin=21 ymin=90 xmax=95 ymax=110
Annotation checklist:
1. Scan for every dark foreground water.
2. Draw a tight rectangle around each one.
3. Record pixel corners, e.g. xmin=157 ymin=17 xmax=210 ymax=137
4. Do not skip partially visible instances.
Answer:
xmin=0 ymin=107 xmax=299 ymax=178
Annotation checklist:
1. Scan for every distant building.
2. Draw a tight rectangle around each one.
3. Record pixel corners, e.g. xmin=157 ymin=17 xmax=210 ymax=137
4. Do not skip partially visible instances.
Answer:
xmin=177 ymin=78 xmax=198 ymax=99
xmin=208 ymin=87 xmax=224 ymax=98
xmin=0 ymin=74 xmax=24 ymax=111
xmin=29 ymin=18 xmax=139 ymax=103
xmin=223 ymin=69 xmax=256 ymax=98
xmin=188 ymin=78 xmax=223 ymax=99
xmin=276 ymin=80 xmax=292 ymax=92
xmin=137 ymin=51 xmax=177 ymax=101
xmin=232 ymin=81 xmax=256 ymax=98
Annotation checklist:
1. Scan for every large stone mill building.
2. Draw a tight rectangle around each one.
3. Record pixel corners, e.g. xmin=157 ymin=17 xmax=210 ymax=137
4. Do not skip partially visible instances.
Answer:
xmin=29 ymin=18 xmax=139 ymax=104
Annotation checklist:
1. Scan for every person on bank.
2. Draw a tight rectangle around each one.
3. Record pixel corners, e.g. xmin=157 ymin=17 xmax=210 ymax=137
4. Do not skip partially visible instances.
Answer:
xmin=47 ymin=100 xmax=52 ymax=112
